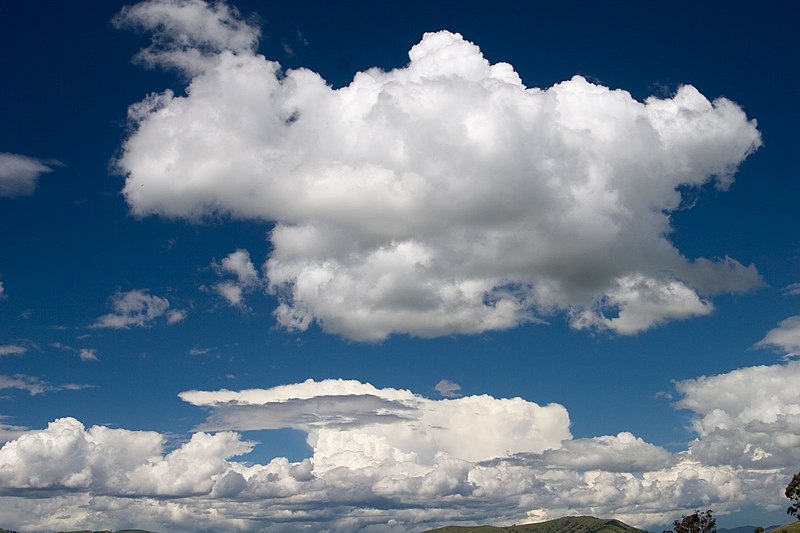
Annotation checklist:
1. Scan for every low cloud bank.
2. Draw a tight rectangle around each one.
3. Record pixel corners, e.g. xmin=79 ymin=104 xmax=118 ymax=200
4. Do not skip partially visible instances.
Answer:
xmin=1 ymin=363 xmax=799 ymax=531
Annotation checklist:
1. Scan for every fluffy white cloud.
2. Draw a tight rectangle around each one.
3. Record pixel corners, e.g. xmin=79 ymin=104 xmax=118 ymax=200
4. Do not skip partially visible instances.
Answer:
xmin=1 ymin=366 xmax=799 ymax=531
xmin=755 ymin=316 xmax=800 ymax=356
xmin=116 ymin=0 xmax=762 ymax=341
xmin=0 ymin=153 xmax=55 ymax=197
xmin=211 ymin=249 xmax=262 ymax=308
xmin=0 ymin=345 xmax=26 ymax=356
xmin=539 ymin=432 xmax=673 ymax=472
xmin=0 ymin=417 xmax=252 ymax=497
xmin=92 ymin=289 xmax=182 ymax=329
xmin=181 ymin=379 xmax=571 ymax=463
xmin=675 ymin=360 xmax=800 ymax=469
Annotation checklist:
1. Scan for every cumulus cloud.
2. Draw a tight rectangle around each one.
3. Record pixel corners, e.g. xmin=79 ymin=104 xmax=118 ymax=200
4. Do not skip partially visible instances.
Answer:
xmin=92 ymin=289 xmax=183 ymax=329
xmin=0 ymin=417 xmax=253 ymax=497
xmin=182 ymin=379 xmax=571 ymax=464
xmin=115 ymin=0 xmax=762 ymax=341
xmin=211 ymin=249 xmax=262 ymax=308
xmin=2 ymin=367 xmax=799 ymax=531
xmin=0 ymin=153 xmax=56 ymax=197
xmin=755 ymin=316 xmax=800 ymax=356
xmin=0 ymin=278 xmax=5 ymax=299
xmin=0 ymin=345 xmax=26 ymax=357
xmin=540 ymin=432 xmax=673 ymax=472
xmin=675 ymin=360 xmax=800 ymax=469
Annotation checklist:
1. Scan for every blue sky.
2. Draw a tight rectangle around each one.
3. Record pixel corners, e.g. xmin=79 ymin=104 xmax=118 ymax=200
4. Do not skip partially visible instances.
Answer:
xmin=0 ymin=1 xmax=799 ymax=532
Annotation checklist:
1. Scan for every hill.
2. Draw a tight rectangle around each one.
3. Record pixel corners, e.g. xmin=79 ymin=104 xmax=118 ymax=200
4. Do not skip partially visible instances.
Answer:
xmin=57 ymin=530 xmax=156 ymax=533
xmin=766 ymin=523 xmax=800 ymax=533
xmin=421 ymin=515 xmax=650 ymax=533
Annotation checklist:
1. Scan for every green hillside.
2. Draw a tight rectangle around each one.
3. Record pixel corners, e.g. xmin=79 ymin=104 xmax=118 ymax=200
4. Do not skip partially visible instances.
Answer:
xmin=421 ymin=515 xmax=649 ymax=533
xmin=767 ymin=522 xmax=800 ymax=533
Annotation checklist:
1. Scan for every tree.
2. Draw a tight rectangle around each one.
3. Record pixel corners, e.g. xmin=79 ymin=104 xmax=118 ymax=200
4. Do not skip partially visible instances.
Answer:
xmin=787 ymin=471 xmax=800 ymax=520
xmin=666 ymin=510 xmax=716 ymax=533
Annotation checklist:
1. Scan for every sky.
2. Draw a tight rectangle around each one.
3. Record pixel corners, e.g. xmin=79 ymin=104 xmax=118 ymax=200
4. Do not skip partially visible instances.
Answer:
xmin=0 ymin=1 xmax=799 ymax=532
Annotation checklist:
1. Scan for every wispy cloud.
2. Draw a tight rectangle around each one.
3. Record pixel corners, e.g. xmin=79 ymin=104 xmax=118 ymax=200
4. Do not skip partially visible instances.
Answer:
xmin=51 ymin=342 xmax=99 ymax=362
xmin=0 ymin=153 xmax=57 ymax=197
xmin=435 ymin=379 xmax=462 ymax=397
xmin=79 ymin=348 xmax=99 ymax=362
xmin=0 ymin=374 xmax=91 ymax=395
xmin=754 ymin=315 xmax=800 ymax=356
xmin=782 ymin=282 xmax=800 ymax=296
xmin=0 ymin=345 xmax=27 ymax=357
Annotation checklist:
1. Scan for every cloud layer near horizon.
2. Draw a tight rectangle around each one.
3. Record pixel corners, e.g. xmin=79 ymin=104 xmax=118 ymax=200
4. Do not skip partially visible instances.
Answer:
xmin=1 ymin=362 xmax=799 ymax=532
xmin=115 ymin=0 xmax=762 ymax=341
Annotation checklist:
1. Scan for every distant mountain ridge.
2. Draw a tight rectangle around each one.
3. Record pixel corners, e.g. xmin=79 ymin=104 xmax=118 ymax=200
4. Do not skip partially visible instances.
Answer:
xmin=420 ymin=515 xmax=650 ymax=533
xmin=420 ymin=516 xmax=800 ymax=533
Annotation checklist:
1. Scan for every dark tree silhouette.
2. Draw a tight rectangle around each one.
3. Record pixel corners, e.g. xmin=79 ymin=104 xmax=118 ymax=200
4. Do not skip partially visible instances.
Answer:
xmin=665 ymin=510 xmax=717 ymax=533
xmin=787 ymin=471 xmax=800 ymax=520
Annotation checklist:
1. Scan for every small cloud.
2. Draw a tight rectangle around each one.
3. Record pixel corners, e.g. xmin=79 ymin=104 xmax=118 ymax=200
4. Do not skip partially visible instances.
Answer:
xmin=166 ymin=308 xmax=188 ymax=324
xmin=92 ymin=289 xmax=171 ymax=329
xmin=0 ymin=153 xmax=58 ymax=197
xmin=50 ymin=342 xmax=74 ymax=352
xmin=211 ymin=249 xmax=262 ymax=309
xmin=782 ymin=283 xmax=800 ymax=296
xmin=0 ymin=345 xmax=26 ymax=357
xmin=0 ymin=278 xmax=5 ymax=299
xmin=52 ymin=342 xmax=99 ymax=362
xmin=435 ymin=379 xmax=462 ymax=398
xmin=214 ymin=281 xmax=244 ymax=307
xmin=79 ymin=348 xmax=99 ymax=362
xmin=0 ymin=374 xmax=90 ymax=395
xmin=189 ymin=346 xmax=214 ymax=356
xmin=754 ymin=315 xmax=800 ymax=357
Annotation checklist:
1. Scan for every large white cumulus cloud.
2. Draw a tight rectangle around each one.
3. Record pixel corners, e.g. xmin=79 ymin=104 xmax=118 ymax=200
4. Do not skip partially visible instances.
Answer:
xmin=1 ymin=368 xmax=799 ymax=532
xmin=116 ymin=0 xmax=762 ymax=340
xmin=180 ymin=378 xmax=572 ymax=463
xmin=676 ymin=360 xmax=800 ymax=469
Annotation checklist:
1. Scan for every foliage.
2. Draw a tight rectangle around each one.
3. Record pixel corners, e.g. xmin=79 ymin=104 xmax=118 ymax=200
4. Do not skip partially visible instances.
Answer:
xmin=665 ymin=510 xmax=716 ymax=533
xmin=788 ymin=471 xmax=800 ymax=520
